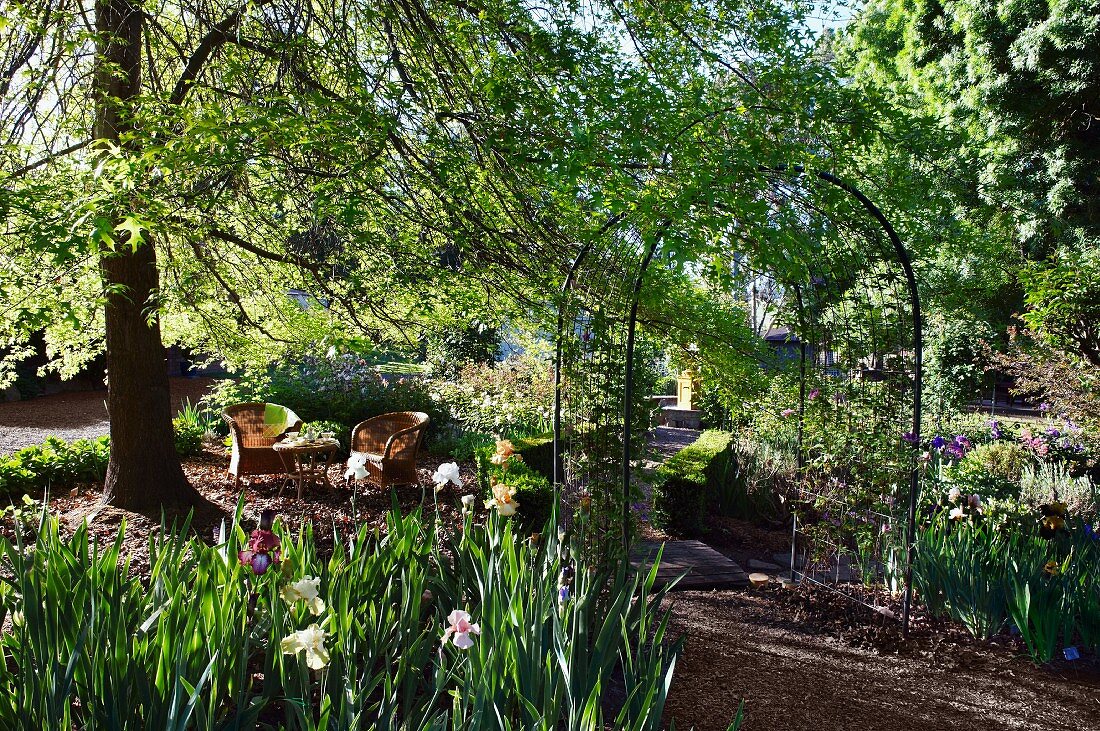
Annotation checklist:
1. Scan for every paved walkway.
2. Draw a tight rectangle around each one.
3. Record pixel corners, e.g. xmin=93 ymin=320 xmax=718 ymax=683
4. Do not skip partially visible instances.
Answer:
xmin=632 ymin=539 xmax=749 ymax=589
xmin=633 ymin=427 xmax=750 ymax=590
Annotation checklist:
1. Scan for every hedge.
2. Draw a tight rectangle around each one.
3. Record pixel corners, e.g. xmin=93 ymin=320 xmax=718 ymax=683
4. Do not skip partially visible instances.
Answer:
xmin=476 ymin=434 xmax=557 ymax=531
xmin=651 ymin=431 xmax=734 ymax=537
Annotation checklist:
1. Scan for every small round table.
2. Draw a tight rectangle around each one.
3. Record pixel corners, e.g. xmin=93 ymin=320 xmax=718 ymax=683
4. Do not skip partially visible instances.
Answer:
xmin=273 ymin=439 xmax=339 ymax=499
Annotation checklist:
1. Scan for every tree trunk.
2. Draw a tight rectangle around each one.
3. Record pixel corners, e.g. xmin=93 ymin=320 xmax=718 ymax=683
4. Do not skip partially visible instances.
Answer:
xmin=95 ymin=0 xmax=196 ymax=511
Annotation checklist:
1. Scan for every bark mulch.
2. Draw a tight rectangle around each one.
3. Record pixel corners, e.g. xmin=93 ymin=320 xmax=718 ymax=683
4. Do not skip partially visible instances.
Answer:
xmin=9 ymin=445 xmax=474 ymax=577
xmin=662 ymin=516 xmax=1100 ymax=730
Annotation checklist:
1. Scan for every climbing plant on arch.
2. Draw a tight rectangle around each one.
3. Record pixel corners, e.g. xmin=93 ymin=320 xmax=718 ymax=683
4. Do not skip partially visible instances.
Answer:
xmin=550 ymin=166 xmax=924 ymax=632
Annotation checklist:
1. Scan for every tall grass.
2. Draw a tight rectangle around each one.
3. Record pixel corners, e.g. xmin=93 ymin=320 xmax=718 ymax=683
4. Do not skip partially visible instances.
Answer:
xmin=0 ymin=503 xmax=711 ymax=729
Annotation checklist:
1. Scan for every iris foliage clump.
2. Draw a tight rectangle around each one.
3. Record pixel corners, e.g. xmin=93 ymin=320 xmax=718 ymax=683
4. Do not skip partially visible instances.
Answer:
xmin=0 ymin=503 xmax=703 ymax=729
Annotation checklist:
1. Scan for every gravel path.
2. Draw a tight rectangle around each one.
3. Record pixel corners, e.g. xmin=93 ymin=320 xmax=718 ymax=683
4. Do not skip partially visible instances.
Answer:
xmin=0 ymin=378 xmax=216 ymax=455
xmin=645 ymin=425 xmax=700 ymax=464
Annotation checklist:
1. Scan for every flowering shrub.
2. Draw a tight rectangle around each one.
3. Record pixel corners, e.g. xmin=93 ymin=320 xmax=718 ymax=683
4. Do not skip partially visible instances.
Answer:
xmin=204 ymin=352 xmax=448 ymax=442
xmin=428 ymin=353 xmax=553 ymax=436
xmin=0 ymin=505 xmax=702 ymax=729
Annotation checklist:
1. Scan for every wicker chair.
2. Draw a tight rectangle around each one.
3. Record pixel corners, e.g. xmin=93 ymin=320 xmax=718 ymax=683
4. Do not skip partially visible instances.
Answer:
xmin=223 ymin=403 xmax=304 ymax=488
xmin=347 ymin=411 xmax=429 ymax=489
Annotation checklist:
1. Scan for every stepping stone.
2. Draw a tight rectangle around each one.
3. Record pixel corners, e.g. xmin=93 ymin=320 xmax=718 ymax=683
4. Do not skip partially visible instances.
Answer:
xmin=748 ymin=559 xmax=782 ymax=571
xmin=772 ymin=553 xmax=805 ymax=569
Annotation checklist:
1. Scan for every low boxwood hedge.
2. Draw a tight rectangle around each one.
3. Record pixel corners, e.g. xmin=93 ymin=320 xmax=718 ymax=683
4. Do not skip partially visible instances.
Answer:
xmin=651 ymin=431 xmax=734 ymax=537
xmin=475 ymin=435 xmax=557 ymax=531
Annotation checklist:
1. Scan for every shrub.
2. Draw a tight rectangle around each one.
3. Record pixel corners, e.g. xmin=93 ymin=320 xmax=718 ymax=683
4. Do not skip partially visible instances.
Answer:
xmin=512 ymin=432 xmax=557 ymax=482
xmin=203 ymin=353 xmax=449 ymax=443
xmin=173 ymin=417 xmax=206 ymax=457
xmin=945 ymin=442 xmax=1033 ymax=502
xmin=651 ymin=431 xmax=734 ymax=537
xmin=476 ymin=439 xmax=556 ymax=530
xmin=428 ymin=353 xmax=553 ymax=435
xmin=0 ymin=436 xmax=110 ymax=495
xmin=427 ymin=430 xmax=495 ymax=462
xmin=723 ymin=439 xmax=792 ymax=522
xmin=0 ymin=506 xmax=711 ymax=729
xmin=1020 ymin=462 xmax=1099 ymax=523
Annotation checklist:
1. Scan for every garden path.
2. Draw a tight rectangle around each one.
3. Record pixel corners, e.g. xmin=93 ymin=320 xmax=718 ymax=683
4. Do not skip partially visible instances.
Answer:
xmin=0 ymin=377 xmax=215 ymax=454
xmin=641 ymin=429 xmax=1099 ymax=730
xmin=663 ymin=585 xmax=1099 ymax=731
xmin=632 ymin=539 xmax=750 ymax=589
xmin=644 ymin=425 xmax=700 ymax=465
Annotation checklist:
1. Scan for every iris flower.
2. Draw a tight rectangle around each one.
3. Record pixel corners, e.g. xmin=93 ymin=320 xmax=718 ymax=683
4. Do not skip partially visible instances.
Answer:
xmin=281 ymin=575 xmax=326 ymax=616
xmin=441 ymin=610 xmax=481 ymax=649
xmin=432 ymin=461 xmax=463 ymax=488
xmin=490 ymin=440 xmax=518 ymax=466
xmin=345 ymin=453 xmax=368 ymax=481
xmin=238 ymin=515 xmax=281 ymax=575
xmin=281 ymin=624 xmax=330 ymax=669
xmin=485 ymin=482 xmax=519 ymax=516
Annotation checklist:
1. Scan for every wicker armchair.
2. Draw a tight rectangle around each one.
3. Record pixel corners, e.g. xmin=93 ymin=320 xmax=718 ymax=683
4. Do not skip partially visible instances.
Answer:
xmin=223 ymin=403 xmax=304 ymax=488
xmin=347 ymin=411 xmax=429 ymax=489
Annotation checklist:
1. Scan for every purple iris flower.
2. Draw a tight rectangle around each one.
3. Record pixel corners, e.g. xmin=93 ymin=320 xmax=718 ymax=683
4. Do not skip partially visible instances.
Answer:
xmin=559 ymin=585 xmax=570 ymax=602
xmin=1085 ymin=524 xmax=1099 ymax=542
xmin=1045 ymin=428 xmax=1061 ymax=438
xmin=931 ymin=435 xmax=946 ymax=450
xmin=238 ymin=511 xmax=281 ymax=576
xmin=989 ymin=420 xmax=1002 ymax=439
xmin=902 ymin=432 xmax=918 ymax=446
xmin=1039 ymin=402 xmax=1050 ymax=412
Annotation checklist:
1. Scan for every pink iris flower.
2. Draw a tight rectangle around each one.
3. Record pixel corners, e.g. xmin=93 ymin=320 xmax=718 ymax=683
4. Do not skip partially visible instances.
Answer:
xmin=441 ymin=610 xmax=481 ymax=649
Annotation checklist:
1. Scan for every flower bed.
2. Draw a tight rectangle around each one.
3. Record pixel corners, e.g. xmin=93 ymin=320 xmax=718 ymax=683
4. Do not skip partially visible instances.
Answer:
xmin=0 ymin=504 xmax=697 ymax=729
